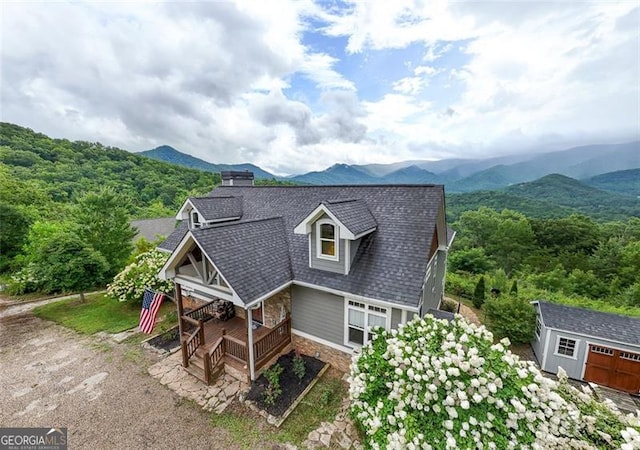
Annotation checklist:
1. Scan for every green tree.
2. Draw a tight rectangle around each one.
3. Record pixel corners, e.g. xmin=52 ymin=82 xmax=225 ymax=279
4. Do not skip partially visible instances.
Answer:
xmin=473 ymin=276 xmax=486 ymax=309
xmin=453 ymin=208 xmax=535 ymax=274
xmin=483 ymin=295 xmax=536 ymax=344
xmin=510 ymin=280 xmax=518 ymax=295
xmin=75 ymin=187 xmax=136 ymax=276
xmin=448 ymin=247 xmax=494 ymax=274
xmin=23 ymin=230 xmax=108 ymax=295
xmin=0 ymin=202 xmax=32 ymax=272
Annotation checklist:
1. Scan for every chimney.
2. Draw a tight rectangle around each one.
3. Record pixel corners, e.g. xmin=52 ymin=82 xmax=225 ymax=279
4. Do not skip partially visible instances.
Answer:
xmin=221 ymin=170 xmax=254 ymax=186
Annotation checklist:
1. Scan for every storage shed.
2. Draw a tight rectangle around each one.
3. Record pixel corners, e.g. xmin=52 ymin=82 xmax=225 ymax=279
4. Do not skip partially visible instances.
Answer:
xmin=531 ymin=301 xmax=640 ymax=394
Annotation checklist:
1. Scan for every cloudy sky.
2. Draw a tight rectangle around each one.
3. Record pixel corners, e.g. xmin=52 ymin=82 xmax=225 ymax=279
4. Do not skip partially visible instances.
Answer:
xmin=2 ymin=1 xmax=638 ymax=175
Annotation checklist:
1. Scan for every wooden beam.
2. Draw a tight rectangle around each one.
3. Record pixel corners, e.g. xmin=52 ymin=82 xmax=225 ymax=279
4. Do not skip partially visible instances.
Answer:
xmin=247 ymin=311 xmax=256 ymax=381
xmin=176 ymin=283 xmax=184 ymax=336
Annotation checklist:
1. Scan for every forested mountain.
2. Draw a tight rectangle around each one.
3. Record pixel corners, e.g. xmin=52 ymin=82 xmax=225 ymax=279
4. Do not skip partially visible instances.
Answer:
xmin=139 ymin=145 xmax=276 ymax=179
xmin=289 ymin=163 xmax=379 ymax=184
xmin=0 ymin=123 xmax=219 ymax=218
xmin=583 ymin=169 xmax=640 ymax=197
xmin=286 ymin=141 xmax=639 ymax=188
xmin=448 ymin=174 xmax=640 ymax=222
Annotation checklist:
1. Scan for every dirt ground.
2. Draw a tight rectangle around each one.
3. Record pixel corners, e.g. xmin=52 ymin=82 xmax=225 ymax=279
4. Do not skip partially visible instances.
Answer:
xmin=0 ymin=308 xmax=277 ymax=449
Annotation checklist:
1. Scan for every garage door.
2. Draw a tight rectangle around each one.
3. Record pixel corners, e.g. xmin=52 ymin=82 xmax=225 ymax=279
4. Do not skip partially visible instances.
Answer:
xmin=584 ymin=345 xmax=640 ymax=394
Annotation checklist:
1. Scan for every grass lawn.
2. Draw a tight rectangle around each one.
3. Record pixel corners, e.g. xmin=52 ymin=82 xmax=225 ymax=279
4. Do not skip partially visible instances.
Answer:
xmin=211 ymin=369 xmax=346 ymax=448
xmin=32 ymin=293 xmax=174 ymax=334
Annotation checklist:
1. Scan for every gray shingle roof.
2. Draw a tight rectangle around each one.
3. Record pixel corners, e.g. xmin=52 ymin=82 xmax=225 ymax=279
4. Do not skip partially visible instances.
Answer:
xmin=190 ymin=196 xmax=243 ymax=221
xmin=191 ymin=218 xmax=292 ymax=304
xmin=321 ymin=199 xmax=377 ymax=236
xmin=130 ymin=217 xmax=177 ymax=242
xmin=158 ymin=220 xmax=188 ymax=252
xmin=202 ymin=185 xmax=443 ymax=308
xmin=537 ymin=301 xmax=640 ymax=347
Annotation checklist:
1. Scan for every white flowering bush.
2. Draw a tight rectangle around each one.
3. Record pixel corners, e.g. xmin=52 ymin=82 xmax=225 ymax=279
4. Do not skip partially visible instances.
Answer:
xmin=107 ymin=249 xmax=173 ymax=304
xmin=349 ymin=315 xmax=640 ymax=450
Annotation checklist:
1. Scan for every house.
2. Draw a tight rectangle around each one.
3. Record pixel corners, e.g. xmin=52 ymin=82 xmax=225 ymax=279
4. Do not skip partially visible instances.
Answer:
xmin=531 ymin=300 xmax=640 ymax=394
xmin=157 ymin=171 xmax=453 ymax=384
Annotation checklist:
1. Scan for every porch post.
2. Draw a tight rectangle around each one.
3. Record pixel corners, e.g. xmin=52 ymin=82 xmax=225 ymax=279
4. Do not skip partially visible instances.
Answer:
xmin=176 ymin=283 xmax=184 ymax=336
xmin=246 ymin=309 xmax=256 ymax=381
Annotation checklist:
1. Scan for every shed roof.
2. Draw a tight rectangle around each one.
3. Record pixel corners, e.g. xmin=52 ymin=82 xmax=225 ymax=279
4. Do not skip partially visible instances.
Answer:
xmin=537 ymin=301 xmax=640 ymax=347
xmin=130 ymin=217 xmax=177 ymax=242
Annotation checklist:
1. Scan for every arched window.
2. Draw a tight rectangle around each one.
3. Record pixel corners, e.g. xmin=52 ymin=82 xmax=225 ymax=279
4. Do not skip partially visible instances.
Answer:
xmin=317 ymin=219 xmax=338 ymax=260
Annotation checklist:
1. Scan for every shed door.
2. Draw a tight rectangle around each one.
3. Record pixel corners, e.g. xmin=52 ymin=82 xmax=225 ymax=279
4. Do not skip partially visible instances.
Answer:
xmin=584 ymin=345 xmax=640 ymax=394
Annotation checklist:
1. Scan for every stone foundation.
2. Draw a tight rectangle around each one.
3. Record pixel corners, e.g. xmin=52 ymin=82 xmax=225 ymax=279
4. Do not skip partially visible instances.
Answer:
xmin=263 ymin=287 xmax=291 ymax=328
xmin=292 ymin=334 xmax=352 ymax=373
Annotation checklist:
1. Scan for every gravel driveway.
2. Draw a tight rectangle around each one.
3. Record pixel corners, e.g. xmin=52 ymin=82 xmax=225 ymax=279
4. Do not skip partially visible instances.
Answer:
xmin=0 ymin=307 xmax=243 ymax=449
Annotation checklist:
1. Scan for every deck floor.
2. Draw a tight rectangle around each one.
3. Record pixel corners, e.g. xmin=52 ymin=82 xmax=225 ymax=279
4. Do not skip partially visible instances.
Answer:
xmin=195 ymin=316 xmax=269 ymax=352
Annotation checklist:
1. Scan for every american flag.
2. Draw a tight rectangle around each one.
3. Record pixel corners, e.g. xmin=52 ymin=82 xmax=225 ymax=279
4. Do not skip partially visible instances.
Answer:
xmin=139 ymin=288 xmax=165 ymax=334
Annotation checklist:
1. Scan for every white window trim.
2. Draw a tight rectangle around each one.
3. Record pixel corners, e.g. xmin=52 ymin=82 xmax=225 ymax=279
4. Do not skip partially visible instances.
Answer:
xmin=554 ymin=335 xmax=580 ymax=360
xmin=535 ymin=316 xmax=542 ymax=341
xmin=344 ymin=298 xmax=391 ymax=348
xmin=316 ymin=219 xmax=339 ymax=261
xmin=191 ymin=210 xmax=201 ymax=228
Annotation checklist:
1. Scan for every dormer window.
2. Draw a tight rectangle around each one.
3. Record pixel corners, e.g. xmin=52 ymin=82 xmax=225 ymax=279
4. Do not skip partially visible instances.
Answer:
xmin=191 ymin=210 xmax=201 ymax=228
xmin=317 ymin=219 xmax=338 ymax=260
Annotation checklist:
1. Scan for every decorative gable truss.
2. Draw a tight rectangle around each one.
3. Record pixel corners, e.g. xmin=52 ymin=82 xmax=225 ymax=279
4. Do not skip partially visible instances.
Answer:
xmin=177 ymin=247 xmax=230 ymax=290
xmin=159 ymin=232 xmax=240 ymax=305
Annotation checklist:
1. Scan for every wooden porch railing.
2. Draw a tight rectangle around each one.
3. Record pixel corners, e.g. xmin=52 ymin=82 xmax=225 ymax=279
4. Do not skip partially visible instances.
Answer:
xmin=205 ymin=336 xmax=225 ymax=382
xmin=254 ymin=315 xmax=291 ymax=368
xmin=222 ymin=335 xmax=247 ymax=363
xmin=183 ymin=315 xmax=292 ymax=383
xmin=181 ymin=316 xmax=205 ymax=367
xmin=184 ymin=301 xmax=218 ymax=322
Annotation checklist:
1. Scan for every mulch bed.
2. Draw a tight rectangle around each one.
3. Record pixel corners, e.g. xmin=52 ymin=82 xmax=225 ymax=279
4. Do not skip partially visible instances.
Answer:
xmin=246 ymin=351 xmax=326 ymax=417
xmin=146 ymin=327 xmax=182 ymax=352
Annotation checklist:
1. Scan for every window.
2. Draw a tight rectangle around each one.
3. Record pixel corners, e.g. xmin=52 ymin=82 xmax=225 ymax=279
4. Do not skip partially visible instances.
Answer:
xmin=347 ymin=300 xmax=387 ymax=347
xmin=556 ymin=337 xmax=577 ymax=358
xmin=535 ymin=316 xmax=542 ymax=340
xmin=191 ymin=210 xmax=201 ymax=228
xmin=316 ymin=219 xmax=338 ymax=260
xmin=620 ymin=351 xmax=640 ymax=362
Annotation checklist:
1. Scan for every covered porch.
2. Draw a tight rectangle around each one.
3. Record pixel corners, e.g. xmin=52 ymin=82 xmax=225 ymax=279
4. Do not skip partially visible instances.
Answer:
xmin=176 ymin=284 xmax=292 ymax=385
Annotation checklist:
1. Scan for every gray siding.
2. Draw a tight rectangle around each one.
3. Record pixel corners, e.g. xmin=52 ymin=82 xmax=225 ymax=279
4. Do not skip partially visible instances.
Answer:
xmin=391 ymin=308 xmax=402 ymax=328
xmin=291 ymin=285 xmax=344 ymax=346
xmin=310 ymin=214 xmax=346 ymax=274
xmin=531 ymin=305 xmax=546 ymax=367
xmin=421 ymin=250 xmax=446 ymax=312
xmin=542 ymin=329 xmax=640 ymax=380
xmin=350 ymin=238 xmax=361 ymax=266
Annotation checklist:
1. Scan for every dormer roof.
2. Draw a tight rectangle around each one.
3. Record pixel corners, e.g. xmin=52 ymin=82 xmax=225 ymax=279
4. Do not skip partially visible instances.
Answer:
xmin=176 ymin=196 xmax=243 ymax=222
xmin=293 ymin=198 xmax=377 ymax=239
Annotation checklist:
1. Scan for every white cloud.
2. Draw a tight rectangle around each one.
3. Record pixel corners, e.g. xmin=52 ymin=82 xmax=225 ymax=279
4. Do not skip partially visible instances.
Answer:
xmin=0 ymin=0 xmax=638 ymax=174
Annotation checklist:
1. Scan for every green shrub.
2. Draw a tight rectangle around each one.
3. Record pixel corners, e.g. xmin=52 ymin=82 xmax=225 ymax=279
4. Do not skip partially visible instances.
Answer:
xmin=472 ymin=276 xmax=486 ymax=309
xmin=445 ymin=271 xmax=475 ymax=299
xmin=483 ymin=295 xmax=536 ymax=344
xmin=348 ymin=315 xmax=640 ymax=449
xmin=439 ymin=297 xmax=459 ymax=313
xmin=292 ymin=352 xmax=306 ymax=382
xmin=263 ymin=363 xmax=283 ymax=406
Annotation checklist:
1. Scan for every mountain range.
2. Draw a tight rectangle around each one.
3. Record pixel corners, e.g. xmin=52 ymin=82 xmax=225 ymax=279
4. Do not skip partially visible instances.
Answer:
xmin=139 ymin=145 xmax=276 ymax=180
xmin=139 ymin=142 xmax=638 ymax=194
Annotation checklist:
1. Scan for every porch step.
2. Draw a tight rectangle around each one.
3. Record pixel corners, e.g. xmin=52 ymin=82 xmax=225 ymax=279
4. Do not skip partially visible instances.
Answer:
xmin=184 ymin=363 xmax=207 ymax=383
xmin=190 ymin=354 xmax=205 ymax=371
